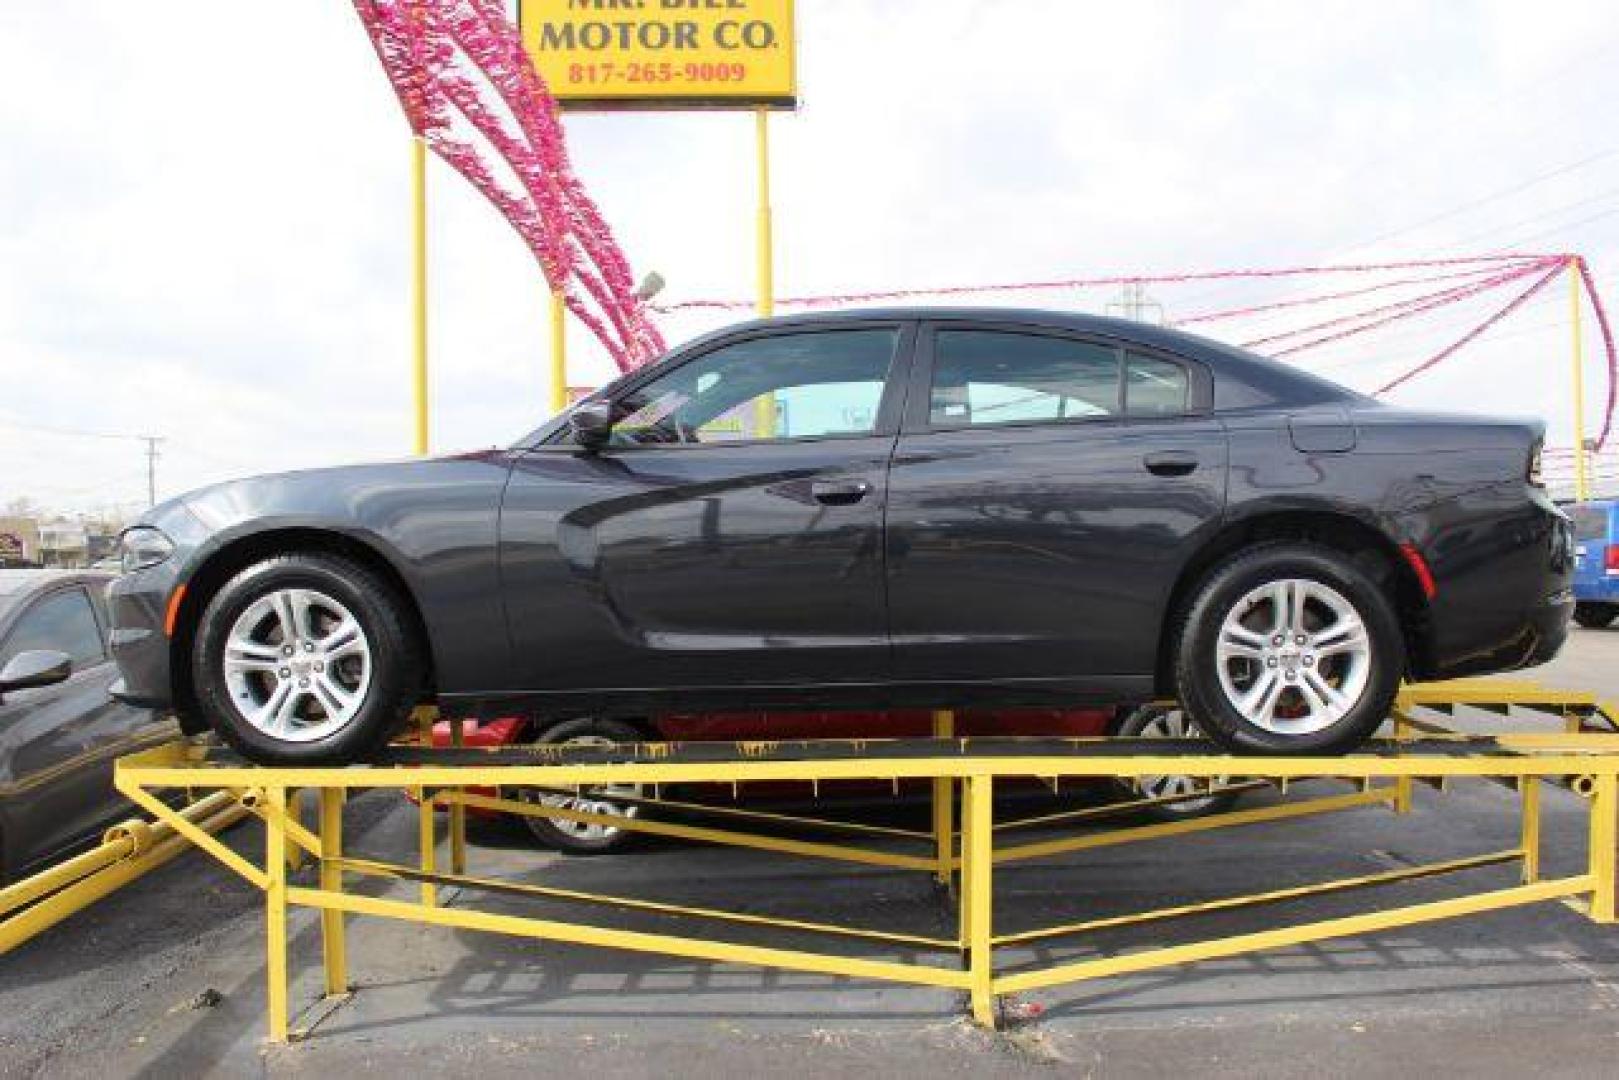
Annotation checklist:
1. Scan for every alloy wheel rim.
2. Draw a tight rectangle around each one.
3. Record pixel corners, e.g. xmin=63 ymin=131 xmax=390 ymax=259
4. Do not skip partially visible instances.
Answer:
xmin=1215 ymin=577 xmax=1372 ymax=735
xmin=1131 ymin=708 xmax=1230 ymax=809
xmin=222 ymin=587 xmax=372 ymax=743
xmin=529 ymin=734 xmax=641 ymax=842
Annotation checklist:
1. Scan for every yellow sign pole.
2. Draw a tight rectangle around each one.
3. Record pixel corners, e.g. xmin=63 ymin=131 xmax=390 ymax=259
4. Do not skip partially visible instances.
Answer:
xmin=752 ymin=107 xmax=777 ymax=437
xmin=755 ymin=107 xmax=774 ymax=318
xmin=1570 ymin=257 xmax=1589 ymax=502
xmin=549 ymin=290 xmax=568 ymax=413
xmin=411 ymin=136 xmax=430 ymax=456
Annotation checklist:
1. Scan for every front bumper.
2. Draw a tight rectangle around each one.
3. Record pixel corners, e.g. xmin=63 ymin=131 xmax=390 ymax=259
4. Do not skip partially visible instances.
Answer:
xmin=106 ymin=560 xmax=181 ymax=709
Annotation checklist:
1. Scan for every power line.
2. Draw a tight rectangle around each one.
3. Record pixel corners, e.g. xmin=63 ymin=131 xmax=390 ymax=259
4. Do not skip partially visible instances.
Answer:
xmin=0 ymin=416 xmax=165 ymax=506
xmin=1430 ymin=187 xmax=1619 ymax=254
xmin=1341 ymin=146 xmax=1619 ymax=255
xmin=0 ymin=416 xmax=147 ymax=441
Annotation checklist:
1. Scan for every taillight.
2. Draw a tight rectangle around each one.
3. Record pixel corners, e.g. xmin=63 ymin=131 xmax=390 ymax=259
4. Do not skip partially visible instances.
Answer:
xmin=1528 ymin=442 xmax=1544 ymax=487
xmin=1606 ymin=546 xmax=1619 ymax=574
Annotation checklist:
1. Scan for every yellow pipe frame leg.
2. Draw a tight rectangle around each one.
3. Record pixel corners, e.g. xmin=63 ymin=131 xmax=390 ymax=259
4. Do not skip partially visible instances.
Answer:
xmin=266 ymin=786 xmax=290 ymax=1043
xmin=932 ymin=709 xmax=955 ymax=886
xmin=287 ymin=790 xmax=308 ymax=873
xmin=319 ymin=788 xmax=348 ymax=997
xmin=1591 ymin=772 xmax=1617 ymax=923
xmin=1393 ymin=710 xmax=1414 ymax=814
xmin=449 ymin=720 xmax=467 ymax=876
xmin=418 ymin=786 xmax=437 ymax=909
xmin=964 ymin=774 xmax=995 ymax=1027
xmin=1520 ymin=778 xmax=1542 ymax=884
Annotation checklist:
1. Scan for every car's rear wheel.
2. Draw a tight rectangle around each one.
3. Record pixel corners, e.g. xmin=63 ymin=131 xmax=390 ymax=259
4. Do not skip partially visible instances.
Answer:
xmin=1110 ymin=705 xmax=1241 ymax=820
xmin=516 ymin=718 xmax=645 ymax=855
xmin=1574 ymin=602 xmax=1618 ymax=629
xmin=192 ymin=553 xmax=423 ymax=764
xmin=1175 ymin=543 xmax=1404 ymax=755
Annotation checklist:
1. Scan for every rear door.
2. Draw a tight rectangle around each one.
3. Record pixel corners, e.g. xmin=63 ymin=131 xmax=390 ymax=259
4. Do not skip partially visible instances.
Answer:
xmin=884 ymin=321 xmax=1228 ymax=690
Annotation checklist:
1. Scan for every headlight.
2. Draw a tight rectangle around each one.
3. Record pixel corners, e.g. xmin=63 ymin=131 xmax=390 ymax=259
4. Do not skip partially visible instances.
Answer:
xmin=119 ymin=526 xmax=175 ymax=574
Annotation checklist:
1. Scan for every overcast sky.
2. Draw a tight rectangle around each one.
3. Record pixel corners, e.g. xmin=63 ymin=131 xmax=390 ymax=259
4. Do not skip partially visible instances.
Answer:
xmin=2 ymin=0 xmax=1616 ymax=516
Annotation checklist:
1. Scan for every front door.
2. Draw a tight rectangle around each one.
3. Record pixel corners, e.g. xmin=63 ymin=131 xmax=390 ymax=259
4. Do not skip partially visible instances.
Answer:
xmin=885 ymin=322 xmax=1228 ymax=693
xmin=0 ymin=585 xmax=166 ymax=877
xmin=499 ymin=323 xmax=915 ymax=702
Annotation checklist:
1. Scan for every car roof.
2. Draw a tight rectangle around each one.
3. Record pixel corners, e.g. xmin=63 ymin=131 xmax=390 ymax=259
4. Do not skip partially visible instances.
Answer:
xmin=0 ymin=569 xmax=114 ymax=598
xmin=679 ymin=305 xmax=1365 ymax=401
xmin=713 ymin=306 xmax=1218 ymax=349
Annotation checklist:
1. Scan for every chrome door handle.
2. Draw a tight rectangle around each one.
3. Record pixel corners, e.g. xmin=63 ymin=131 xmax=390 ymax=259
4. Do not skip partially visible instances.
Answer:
xmin=811 ymin=480 xmax=872 ymax=505
xmin=1144 ymin=451 xmax=1198 ymax=477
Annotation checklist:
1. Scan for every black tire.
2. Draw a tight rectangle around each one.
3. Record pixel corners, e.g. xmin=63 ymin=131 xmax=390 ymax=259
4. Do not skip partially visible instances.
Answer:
xmin=192 ymin=552 xmax=423 ymax=765
xmin=1574 ymin=603 xmax=1618 ymax=629
xmin=516 ymin=718 xmax=645 ymax=855
xmin=1109 ymin=705 xmax=1242 ymax=820
xmin=1175 ymin=542 xmax=1405 ymax=755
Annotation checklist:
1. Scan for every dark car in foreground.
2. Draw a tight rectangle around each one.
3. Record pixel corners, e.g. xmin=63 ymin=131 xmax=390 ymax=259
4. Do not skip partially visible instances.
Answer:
xmin=0 ymin=571 xmax=174 ymax=883
xmin=107 ymin=309 xmax=1573 ymax=766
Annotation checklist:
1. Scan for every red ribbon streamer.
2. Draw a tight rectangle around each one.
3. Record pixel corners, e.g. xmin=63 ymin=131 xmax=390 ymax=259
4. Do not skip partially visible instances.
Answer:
xmin=653 ymin=254 xmax=1561 ymax=313
xmin=352 ymin=0 xmax=664 ymax=371
xmin=1374 ymin=262 xmax=1566 ymax=397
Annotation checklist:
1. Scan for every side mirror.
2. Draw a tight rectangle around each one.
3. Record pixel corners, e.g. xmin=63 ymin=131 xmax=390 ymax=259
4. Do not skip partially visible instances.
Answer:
xmin=568 ymin=400 xmax=614 ymax=450
xmin=0 ymin=650 xmax=72 ymax=694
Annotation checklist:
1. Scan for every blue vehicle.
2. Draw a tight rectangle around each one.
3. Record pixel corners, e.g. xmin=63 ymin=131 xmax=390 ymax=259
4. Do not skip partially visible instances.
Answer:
xmin=1572 ymin=500 xmax=1619 ymax=628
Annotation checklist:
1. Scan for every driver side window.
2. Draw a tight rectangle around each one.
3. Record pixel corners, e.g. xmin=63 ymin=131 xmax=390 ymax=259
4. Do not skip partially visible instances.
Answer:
xmin=608 ymin=329 xmax=898 ymax=447
xmin=1 ymin=588 xmax=106 ymax=671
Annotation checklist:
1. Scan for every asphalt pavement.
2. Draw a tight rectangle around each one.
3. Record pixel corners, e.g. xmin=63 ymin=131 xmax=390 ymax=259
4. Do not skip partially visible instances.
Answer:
xmin=4 ymin=629 xmax=1619 ymax=1078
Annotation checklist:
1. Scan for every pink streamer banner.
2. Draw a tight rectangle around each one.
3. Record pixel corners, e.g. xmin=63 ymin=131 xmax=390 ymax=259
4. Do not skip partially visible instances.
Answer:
xmin=352 ymin=0 xmax=664 ymax=371
xmin=652 ymin=254 xmax=1557 ymax=313
xmin=659 ymin=252 xmax=1614 ymax=449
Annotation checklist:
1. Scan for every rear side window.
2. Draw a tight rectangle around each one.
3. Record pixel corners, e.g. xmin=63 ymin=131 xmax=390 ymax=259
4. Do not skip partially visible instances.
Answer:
xmin=1 ymin=588 xmax=106 ymax=671
xmin=930 ymin=331 xmax=1121 ymax=428
xmin=1125 ymin=352 xmax=1190 ymax=416
xmin=1570 ymin=505 xmax=1612 ymax=542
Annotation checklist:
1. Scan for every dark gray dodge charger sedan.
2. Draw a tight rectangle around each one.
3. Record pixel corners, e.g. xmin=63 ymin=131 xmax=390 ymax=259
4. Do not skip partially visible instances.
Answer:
xmin=107 ymin=309 xmax=1574 ymax=765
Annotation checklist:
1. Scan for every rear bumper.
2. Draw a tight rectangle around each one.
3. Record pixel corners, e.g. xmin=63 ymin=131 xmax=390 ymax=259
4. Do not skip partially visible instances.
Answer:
xmin=1573 ymin=578 xmax=1619 ymax=603
xmin=1419 ymin=491 xmax=1574 ymax=679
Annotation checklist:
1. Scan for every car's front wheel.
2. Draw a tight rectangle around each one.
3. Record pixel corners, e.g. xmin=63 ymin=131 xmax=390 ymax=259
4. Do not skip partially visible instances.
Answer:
xmin=1175 ymin=543 xmax=1404 ymax=755
xmin=192 ymin=552 xmax=423 ymax=764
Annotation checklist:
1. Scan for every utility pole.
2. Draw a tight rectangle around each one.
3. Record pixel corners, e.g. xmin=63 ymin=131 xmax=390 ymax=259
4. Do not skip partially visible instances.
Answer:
xmin=140 ymin=436 xmax=163 ymax=508
xmin=1106 ymin=281 xmax=1165 ymax=325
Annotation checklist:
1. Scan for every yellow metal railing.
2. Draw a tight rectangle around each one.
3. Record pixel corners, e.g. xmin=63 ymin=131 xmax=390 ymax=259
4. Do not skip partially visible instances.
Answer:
xmin=0 ymin=790 xmax=246 ymax=954
xmin=108 ymin=681 xmax=1619 ymax=1040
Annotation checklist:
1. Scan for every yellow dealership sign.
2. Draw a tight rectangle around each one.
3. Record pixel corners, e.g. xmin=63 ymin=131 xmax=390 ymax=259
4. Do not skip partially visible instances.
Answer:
xmin=518 ymin=0 xmax=796 ymax=109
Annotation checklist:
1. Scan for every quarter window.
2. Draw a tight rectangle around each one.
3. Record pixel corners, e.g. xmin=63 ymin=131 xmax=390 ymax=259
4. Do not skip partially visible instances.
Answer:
xmin=1125 ymin=352 xmax=1190 ymax=416
xmin=608 ymin=329 xmax=898 ymax=446
xmin=1 ymin=588 xmax=106 ymax=671
xmin=929 ymin=331 xmax=1121 ymax=428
